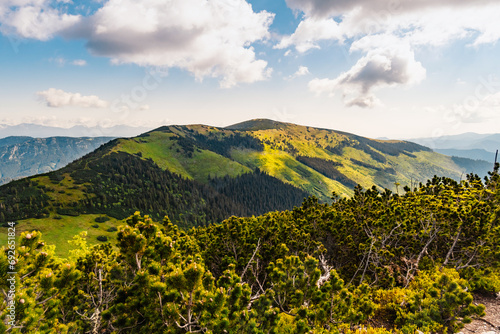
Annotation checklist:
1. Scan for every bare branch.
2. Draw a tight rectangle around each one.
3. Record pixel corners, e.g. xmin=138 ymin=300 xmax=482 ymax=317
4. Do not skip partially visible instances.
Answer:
xmin=441 ymin=227 xmax=461 ymax=270
xmin=241 ymin=238 xmax=261 ymax=282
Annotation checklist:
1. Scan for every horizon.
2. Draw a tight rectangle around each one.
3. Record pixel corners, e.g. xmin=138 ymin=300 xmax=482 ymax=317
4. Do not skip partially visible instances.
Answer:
xmin=0 ymin=118 xmax=499 ymax=141
xmin=1 ymin=1 xmax=500 ymax=139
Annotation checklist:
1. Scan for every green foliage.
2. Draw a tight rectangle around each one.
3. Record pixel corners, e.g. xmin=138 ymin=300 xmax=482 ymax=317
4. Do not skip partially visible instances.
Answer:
xmin=1 ymin=121 xmax=483 ymax=227
xmin=209 ymin=169 xmax=309 ymax=217
xmin=397 ymin=268 xmax=484 ymax=333
xmin=0 ymin=231 xmax=81 ymax=333
xmin=0 ymin=178 xmax=50 ymax=221
xmin=1 ymin=169 xmax=499 ymax=333
xmin=461 ymin=267 xmax=500 ymax=295
xmin=1 ymin=150 xmax=307 ymax=228
xmin=95 ymin=216 xmax=110 ymax=223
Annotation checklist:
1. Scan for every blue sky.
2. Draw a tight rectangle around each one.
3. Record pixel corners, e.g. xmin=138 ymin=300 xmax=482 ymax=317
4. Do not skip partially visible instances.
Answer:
xmin=0 ymin=0 xmax=499 ymax=139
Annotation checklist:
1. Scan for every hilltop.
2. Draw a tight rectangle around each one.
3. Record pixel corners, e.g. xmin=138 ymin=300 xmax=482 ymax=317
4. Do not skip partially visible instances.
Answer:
xmin=0 ymin=119 xmax=492 ymax=249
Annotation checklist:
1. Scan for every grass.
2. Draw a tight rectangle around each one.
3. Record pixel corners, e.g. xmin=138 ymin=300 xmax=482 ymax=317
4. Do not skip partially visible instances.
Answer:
xmin=35 ymin=173 xmax=88 ymax=205
xmin=111 ymin=124 xmax=469 ymax=199
xmin=113 ymin=134 xmax=192 ymax=179
xmin=113 ymin=131 xmax=251 ymax=183
xmin=387 ymin=152 xmax=462 ymax=188
xmin=231 ymin=146 xmax=351 ymax=201
xmin=183 ymin=149 xmax=251 ymax=182
xmin=0 ymin=122 xmax=476 ymax=259
xmin=0 ymin=214 xmax=124 ymax=258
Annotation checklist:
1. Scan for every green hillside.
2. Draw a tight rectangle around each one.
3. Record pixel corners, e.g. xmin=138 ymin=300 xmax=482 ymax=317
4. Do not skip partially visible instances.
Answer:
xmin=2 ymin=169 xmax=499 ymax=333
xmin=0 ymin=119 xmax=489 ymax=254
xmin=108 ymin=119 xmax=475 ymax=202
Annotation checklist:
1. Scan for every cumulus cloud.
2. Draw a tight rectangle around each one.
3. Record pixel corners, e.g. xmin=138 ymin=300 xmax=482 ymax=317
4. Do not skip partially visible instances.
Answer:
xmin=1 ymin=0 xmax=274 ymax=88
xmin=37 ymin=88 xmax=109 ymax=108
xmin=275 ymin=18 xmax=342 ymax=52
xmin=281 ymin=1 xmax=500 ymax=52
xmin=286 ymin=66 xmax=310 ymax=80
xmin=66 ymin=0 xmax=274 ymax=88
xmin=309 ymin=39 xmax=426 ymax=108
xmin=285 ymin=0 xmax=499 ymax=19
xmin=0 ymin=0 xmax=80 ymax=40
xmin=282 ymin=0 xmax=500 ymax=107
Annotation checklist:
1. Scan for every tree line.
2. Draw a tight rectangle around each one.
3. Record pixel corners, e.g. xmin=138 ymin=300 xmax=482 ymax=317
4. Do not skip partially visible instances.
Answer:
xmin=0 ymin=151 xmax=307 ymax=228
xmin=1 ymin=166 xmax=499 ymax=333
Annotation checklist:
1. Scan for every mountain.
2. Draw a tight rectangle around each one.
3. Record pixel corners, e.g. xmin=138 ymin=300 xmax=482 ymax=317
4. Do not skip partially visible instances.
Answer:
xmin=0 ymin=136 xmax=33 ymax=147
xmin=0 ymin=136 xmax=114 ymax=185
xmin=0 ymin=123 xmax=152 ymax=138
xmin=410 ymin=132 xmax=500 ymax=153
xmin=434 ymin=148 xmax=496 ymax=163
xmin=0 ymin=119 xmax=494 ymax=229
xmin=408 ymin=132 xmax=498 ymax=174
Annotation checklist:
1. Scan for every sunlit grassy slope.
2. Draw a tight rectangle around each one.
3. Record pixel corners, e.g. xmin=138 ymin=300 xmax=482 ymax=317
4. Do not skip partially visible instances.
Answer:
xmin=102 ymin=119 xmax=468 ymax=201
xmin=0 ymin=214 xmax=122 ymax=257
xmin=1 ymin=119 xmax=478 ymax=257
xmin=111 ymin=131 xmax=252 ymax=182
xmin=230 ymin=120 xmax=465 ymax=199
xmin=16 ymin=118 xmax=470 ymax=204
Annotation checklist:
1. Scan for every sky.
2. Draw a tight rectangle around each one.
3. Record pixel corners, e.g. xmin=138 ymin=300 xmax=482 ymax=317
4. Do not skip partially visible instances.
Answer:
xmin=0 ymin=0 xmax=499 ymax=139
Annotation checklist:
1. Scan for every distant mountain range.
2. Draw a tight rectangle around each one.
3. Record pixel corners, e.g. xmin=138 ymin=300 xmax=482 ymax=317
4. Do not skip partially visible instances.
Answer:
xmin=0 ymin=123 xmax=152 ymax=138
xmin=410 ymin=133 xmax=500 ymax=163
xmin=0 ymin=119 xmax=494 ymax=228
xmin=433 ymin=148 xmax=496 ymax=163
xmin=0 ymin=136 xmax=114 ymax=185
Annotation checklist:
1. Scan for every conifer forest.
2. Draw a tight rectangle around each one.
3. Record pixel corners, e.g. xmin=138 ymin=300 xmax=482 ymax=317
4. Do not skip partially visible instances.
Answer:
xmin=1 ymin=166 xmax=499 ymax=333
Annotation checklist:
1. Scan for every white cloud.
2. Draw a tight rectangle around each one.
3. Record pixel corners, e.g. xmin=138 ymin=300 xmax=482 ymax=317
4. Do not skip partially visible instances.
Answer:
xmin=50 ymin=56 xmax=66 ymax=66
xmin=281 ymin=1 xmax=500 ymax=50
xmin=66 ymin=0 xmax=275 ymax=88
xmin=49 ymin=57 xmax=87 ymax=67
xmin=294 ymin=66 xmax=310 ymax=77
xmin=37 ymin=88 xmax=109 ymax=108
xmin=72 ymin=59 xmax=87 ymax=66
xmin=285 ymin=0 xmax=500 ymax=20
xmin=286 ymin=66 xmax=310 ymax=80
xmin=423 ymin=90 xmax=500 ymax=130
xmin=275 ymin=17 xmax=342 ymax=52
xmin=282 ymin=0 xmax=500 ymax=107
xmin=1 ymin=0 xmax=274 ymax=88
xmin=0 ymin=0 xmax=80 ymax=40
xmin=309 ymin=38 xmax=426 ymax=108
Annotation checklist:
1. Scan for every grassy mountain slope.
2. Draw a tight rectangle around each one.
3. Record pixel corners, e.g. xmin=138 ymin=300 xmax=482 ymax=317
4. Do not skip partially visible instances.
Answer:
xmin=0 ymin=119 xmax=489 ymax=253
xmin=0 ymin=133 xmax=309 ymax=227
xmin=1 ymin=119 xmax=483 ymax=214
xmin=225 ymin=119 xmax=471 ymax=199
xmin=110 ymin=119 xmax=473 ymax=202
xmin=435 ymin=148 xmax=496 ymax=164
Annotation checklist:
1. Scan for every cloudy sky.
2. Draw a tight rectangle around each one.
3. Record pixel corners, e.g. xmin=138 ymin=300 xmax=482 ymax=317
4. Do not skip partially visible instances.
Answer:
xmin=1 ymin=0 xmax=499 ymax=139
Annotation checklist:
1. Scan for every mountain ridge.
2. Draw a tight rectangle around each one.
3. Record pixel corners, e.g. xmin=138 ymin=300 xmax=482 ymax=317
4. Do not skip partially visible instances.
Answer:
xmin=0 ymin=136 xmax=114 ymax=185
xmin=0 ymin=119 xmax=493 ymax=228
xmin=410 ymin=132 xmax=500 ymax=152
